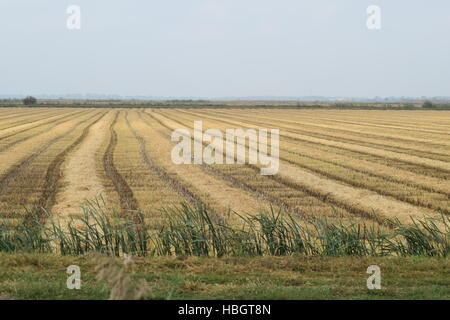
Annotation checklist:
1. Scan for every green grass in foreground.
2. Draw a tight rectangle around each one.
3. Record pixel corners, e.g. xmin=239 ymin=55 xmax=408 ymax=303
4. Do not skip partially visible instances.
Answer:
xmin=0 ymin=253 xmax=448 ymax=300
xmin=1 ymin=203 xmax=448 ymax=299
xmin=1 ymin=203 xmax=449 ymax=258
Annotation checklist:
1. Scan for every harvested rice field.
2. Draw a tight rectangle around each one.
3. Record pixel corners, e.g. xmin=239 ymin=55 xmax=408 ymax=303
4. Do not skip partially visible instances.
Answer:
xmin=1 ymin=107 xmax=449 ymax=228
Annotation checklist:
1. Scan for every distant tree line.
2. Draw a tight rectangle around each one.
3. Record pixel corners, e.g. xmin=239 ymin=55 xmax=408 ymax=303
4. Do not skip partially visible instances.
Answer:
xmin=0 ymin=97 xmax=449 ymax=110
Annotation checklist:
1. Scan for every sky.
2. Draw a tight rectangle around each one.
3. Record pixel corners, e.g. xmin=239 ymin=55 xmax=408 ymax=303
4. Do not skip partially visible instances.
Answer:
xmin=0 ymin=0 xmax=449 ymax=98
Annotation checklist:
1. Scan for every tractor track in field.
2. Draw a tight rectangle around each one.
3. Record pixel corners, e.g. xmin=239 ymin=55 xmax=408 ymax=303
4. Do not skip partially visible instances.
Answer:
xmin=150 ymin=110 xmax=391 ymax=226
xmin=128 ymin=111 xmax=208 ymax=209
xmin=37 ymin=111 xmax=107 ymax=211
xmin=103 ymin=112 xmax=139 ymax=214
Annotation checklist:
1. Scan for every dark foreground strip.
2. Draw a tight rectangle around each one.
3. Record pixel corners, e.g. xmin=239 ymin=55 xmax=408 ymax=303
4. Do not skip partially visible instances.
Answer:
xmin=0 ymin=300 xmax=443 ymax=319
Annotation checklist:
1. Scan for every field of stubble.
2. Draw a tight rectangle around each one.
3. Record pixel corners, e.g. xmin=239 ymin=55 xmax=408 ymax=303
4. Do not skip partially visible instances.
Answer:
xmin=1 ymin=107 xmax=450 ymax=224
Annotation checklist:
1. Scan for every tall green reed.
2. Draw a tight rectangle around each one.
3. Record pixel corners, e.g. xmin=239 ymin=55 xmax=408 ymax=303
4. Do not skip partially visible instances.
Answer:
xmin=0 ymin=202 xmax=448 ymax=258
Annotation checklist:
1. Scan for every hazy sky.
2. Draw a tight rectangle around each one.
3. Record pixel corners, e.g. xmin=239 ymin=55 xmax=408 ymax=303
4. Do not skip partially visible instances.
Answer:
xmin=1 ymin=0 xmax=449 ymax=98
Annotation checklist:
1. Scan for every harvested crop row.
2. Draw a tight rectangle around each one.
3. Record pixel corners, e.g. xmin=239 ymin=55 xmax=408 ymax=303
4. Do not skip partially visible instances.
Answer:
xmin=290 ymin=110 xmax=450 ymax=130
xmin=51 ymin=111 xmax=116 ymax=221
xmin=177 ymin=109 xmax=450 ymax=213
xmin=251 ymin=108 xmax=450 ymax=128
xmin=0 ymin=110 xmax=89 ymax=151
xmin=125 ymin=111 xmax=204 ymax=207
xmin=0 ymin=110 xmax=81 ymax=139
xmin=156 ymin=110 xmax=434 ymax=223
xmin=190 ymin=109 xmax=450 ymax=162
xmin=0 ymin=109 xmax=59 ymax=127
xmin=0 ymin=110 xmax=97 ymax=178
xmin=134 ymin=110 xmax=272 ymax=223
xmin=251 ymin=110 xmax=450 ymax=140
xmin=226 ymin=109 xmax=450 ymax=145
xmin=0 ymin=108 xmax=60 ymax=123
xmin=146 ymin=112 xmax=304 ymax=220
xmin=176 ymin=109 xmax=450 ymax=181
xmin=0 ymin=110 xmax=89 ymax=143
xmin=279 ymin=152 xmax=450 ymax=215
xmin=0 ymin=111 xmax=100 ymax=216
xmin=0 ymin=110 xmax=72 ymax=135
xmin=103 ymin=110 xmax=188 ymax=226
xmin=186 ymin=113 xmax=450 ymax=194
xmin=254 ymin=109 xmax=450 ymax=138
xmin=251 ymin=109 xmax=450 ymax=128
xmin=182 ymin=109 xmax=450 ymax=179
xmin=38 ymin=111 xmax=107 ymax=212
xmin=148 ymin=110 xmax=373 ymax=223
xmin=277 ymin=139 xmax=450 ymax=196
xmin=207 ymin=109 xmax=450 ymax=153
xmin=0 ymin=108 xmax=30 ymax=119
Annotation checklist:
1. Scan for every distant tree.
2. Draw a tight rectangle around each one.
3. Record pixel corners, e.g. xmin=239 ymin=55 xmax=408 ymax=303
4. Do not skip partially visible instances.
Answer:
xmin=422 ymin=100 xmax=434 ymax=108
xmin=23 ymin=96 xmax=37 ymax=106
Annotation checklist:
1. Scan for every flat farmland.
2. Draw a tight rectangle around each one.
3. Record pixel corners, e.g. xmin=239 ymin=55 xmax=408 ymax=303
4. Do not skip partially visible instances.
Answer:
xmin=0 ymin=107 xmax=450 ymax=229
